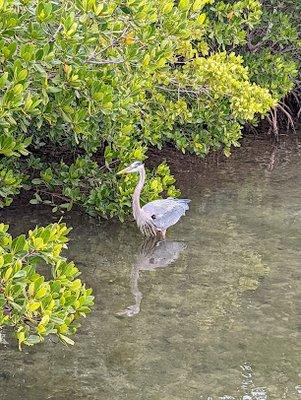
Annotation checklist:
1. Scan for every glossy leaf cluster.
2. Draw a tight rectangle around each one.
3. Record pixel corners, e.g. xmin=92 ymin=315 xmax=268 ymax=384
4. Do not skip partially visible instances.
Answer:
xmin=0 ymin=222 xmax=94 ymax=349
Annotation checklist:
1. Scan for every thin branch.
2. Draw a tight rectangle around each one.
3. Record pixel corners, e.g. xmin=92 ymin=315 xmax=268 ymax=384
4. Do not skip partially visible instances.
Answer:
xmin=86 ymin=58 xmax=125 ymax=65
xmin=155 ymin=85 xmax=209 ymax=96
xmin=20 ymin=250 xmax=38 ymax=263
xmin=277 ymin=103 xmax=296 ymax=133
xmin=289 ymin=91 xmax=301 ymax=107
xmin=37 ymin=189 xmax=70 ymax=202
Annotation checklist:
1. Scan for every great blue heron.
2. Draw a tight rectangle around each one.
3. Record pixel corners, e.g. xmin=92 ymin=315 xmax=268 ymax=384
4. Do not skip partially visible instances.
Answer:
xmin=117 ymin=161 xmax=190 ymax=238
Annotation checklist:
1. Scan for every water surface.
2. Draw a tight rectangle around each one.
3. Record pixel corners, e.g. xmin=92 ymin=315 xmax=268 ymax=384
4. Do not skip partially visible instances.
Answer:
xmin=0 ymin=138 xmax=300 ymax=400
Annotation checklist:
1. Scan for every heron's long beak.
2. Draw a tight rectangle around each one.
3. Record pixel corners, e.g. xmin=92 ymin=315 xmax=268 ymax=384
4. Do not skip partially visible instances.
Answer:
xmin=117 ymin=166 xmax=131 ymax=175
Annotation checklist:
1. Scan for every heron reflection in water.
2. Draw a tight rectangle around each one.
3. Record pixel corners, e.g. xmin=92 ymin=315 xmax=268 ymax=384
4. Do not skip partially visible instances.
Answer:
xmin=117 ymin=161 xmax=190 ymax=238
xmin=117 ymin=238 xmax=186 ymax=317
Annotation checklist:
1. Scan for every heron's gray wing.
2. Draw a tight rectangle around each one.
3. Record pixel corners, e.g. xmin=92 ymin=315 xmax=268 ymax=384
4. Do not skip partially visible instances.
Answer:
xmin=142 ymin=198 xmax=190 ymax=230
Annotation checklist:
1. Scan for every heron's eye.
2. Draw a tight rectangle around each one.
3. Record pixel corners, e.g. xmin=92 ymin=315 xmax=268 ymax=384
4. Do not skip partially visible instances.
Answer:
xmin=132 ymin=161 xmax=142 ymax=168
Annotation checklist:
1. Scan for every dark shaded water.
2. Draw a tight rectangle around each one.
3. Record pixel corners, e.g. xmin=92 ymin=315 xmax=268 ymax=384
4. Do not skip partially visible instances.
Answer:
xmin=0 ymin=139 xmax=300 ymax=399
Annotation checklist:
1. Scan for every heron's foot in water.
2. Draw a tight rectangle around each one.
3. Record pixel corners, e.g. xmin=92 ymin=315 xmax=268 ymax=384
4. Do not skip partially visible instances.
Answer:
xmin=116 ymin=304 xmax=141 ymax=317
xmin=157 ymin=229 xmax=166 ymax=240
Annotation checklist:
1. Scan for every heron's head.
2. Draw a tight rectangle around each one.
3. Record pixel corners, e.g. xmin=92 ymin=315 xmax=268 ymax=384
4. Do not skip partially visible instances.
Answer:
xmin=117 ymin=161 xmax=144 ymax=175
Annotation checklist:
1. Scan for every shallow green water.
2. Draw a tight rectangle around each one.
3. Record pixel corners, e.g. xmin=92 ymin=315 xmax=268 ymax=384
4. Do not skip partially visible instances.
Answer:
xmin=1 ymin=140 xmax=300 ymax=400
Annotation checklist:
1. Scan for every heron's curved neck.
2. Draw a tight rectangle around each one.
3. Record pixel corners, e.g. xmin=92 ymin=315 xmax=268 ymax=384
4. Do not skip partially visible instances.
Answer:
xmin=133 ymin=166 xmax=145 ymax=219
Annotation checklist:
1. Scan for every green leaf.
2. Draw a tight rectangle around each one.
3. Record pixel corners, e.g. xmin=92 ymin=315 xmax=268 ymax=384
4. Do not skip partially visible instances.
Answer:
xmin=0 ymin=72 xmax=8 ymax=89
xmin=25 ymin=335 xmax=42 ymax=345
xmin=35 ymin=286 xmax=47 ymax=299
xmin=28 ymin=302 xmax=41 ymax=312
xmin=59 ymin=334 xmax=75 ymax=346
xmin=162 ymin=1 xmax=174 ymax=14
xmin=197 ymin=12 xmax=206 ymax=24
xmin=4 ymin=266 xmax=13 ymax=281
xmin=192 ymin=0 xmax=205 ymax=11
xmin=71 ymin=278 xmax=82 ymax=291
xmin=13 ymin=270 xmax=27 ymax=279
xmin=31 ymin=178 xmax=43 ymax=185
xmin=178 ymin=0 xmax=190 ymax=11
xmin=13 ymin=84 xmax=24 ymax=95
xmin=20 ymin=44 xmax=36 ymax=61
xmin=0 ymin=294 xmax=6 ymax=307
xmin=17 ymin=69 xmax=28 ymax=81
xmin=11 ymin=235 xmax=26 ymax=254
xmin=29 ymin=199 xmax=39 ymax=205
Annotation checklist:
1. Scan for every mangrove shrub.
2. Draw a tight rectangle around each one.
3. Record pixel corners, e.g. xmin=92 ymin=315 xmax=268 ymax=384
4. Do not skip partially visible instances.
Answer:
xmin=0 ymin=222 xmax=94 ymax=349
xmin=0 ymin=0 xmax=298 ymax=218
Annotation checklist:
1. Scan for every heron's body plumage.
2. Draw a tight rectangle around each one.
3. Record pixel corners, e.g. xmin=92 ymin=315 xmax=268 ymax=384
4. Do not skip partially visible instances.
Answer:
xmin=142 ymin=198 xmax=190 ymax=231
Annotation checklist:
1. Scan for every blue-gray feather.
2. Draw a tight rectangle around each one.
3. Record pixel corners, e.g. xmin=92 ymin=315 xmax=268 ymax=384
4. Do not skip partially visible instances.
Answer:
xmin=142 ymin=198 xmax=190 ymax=231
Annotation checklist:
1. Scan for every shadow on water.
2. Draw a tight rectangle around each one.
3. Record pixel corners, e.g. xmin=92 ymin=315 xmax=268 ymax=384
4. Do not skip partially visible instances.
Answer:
xmin=0 ymin=138 xmax=301 ymax=400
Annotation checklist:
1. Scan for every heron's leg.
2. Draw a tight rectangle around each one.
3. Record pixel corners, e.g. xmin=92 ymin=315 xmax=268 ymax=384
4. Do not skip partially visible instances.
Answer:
xmin=160 ymin=229 xmax=166 ymax=240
